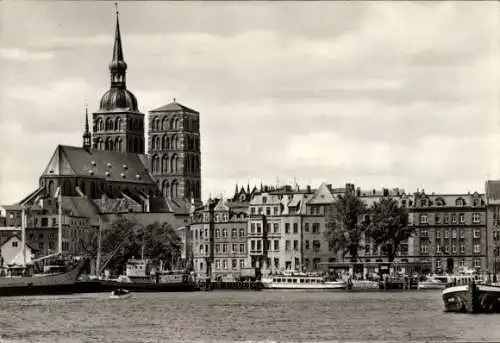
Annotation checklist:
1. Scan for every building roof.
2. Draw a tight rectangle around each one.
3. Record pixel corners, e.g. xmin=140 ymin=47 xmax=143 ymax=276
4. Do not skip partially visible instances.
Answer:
xmin=308 ymin=182 xmax=336 ymax=205
xmin=41 ymin=145 xmax=154 ymax=185
xmin=0 ymin=234 xmax=37 ymax=252
xmin=150 ymin=102 xmax=199 ymax=114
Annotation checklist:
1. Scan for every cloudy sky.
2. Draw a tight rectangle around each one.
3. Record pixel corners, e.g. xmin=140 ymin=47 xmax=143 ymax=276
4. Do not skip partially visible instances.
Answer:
xmin=0 ymin=1 xmax=499 ymax=204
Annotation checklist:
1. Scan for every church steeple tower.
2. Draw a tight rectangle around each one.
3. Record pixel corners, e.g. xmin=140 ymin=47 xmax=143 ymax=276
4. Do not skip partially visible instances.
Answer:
xmin=109 ymin=4 xmax=127 ymax=89
xmin=83 ymin=105 xmax=91 ymax=150
xmin=92 ymin=3 xmax=145 ymax=154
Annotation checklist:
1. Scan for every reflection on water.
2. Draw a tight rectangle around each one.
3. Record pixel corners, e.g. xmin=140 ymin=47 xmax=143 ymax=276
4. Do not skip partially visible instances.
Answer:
xmin=0 ymin=291 xmax=499 ymax=342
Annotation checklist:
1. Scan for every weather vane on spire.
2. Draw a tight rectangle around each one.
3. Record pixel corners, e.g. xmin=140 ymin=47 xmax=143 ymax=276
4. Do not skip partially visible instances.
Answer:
xmin=115 ymin=1 xmax=119 ymax=15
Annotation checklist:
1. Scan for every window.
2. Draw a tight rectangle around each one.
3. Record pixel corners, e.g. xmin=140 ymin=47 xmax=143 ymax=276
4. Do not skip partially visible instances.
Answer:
xmin=232 ymin=228 xmax=237 ymax=238
xmin=266 ymin=207 xmax=271 ymax=216
xmin=444 ymin=216 xmax=449 ymax=224
xmin=445 ymin=246 xmax=450 ymax=254
xmin=199 ymin=244 xmax=204 ymax=254
xmin=52 ymin=218 xmax=56 ymax=227
xmin=231 ymin=244 xmax=237 ymax=253
xmin=274 ymin=207 xmax=279 ymax=215
xmin=239 ymin=228 xmax=245 ymax=238
xmin=421 ymin=229 xmax=428 ymax=238
xmin=494 ymin=231 xmax=500 ymax=241
xmin=256 ymin=240 xmax=261 ymax=250
xmin=474 ymin=259 xmax=481 ymax=268
xmin=312 ymin=223 xmax=320 ymax=234
xmin=274 ymin=258 xmax=279 ymax=269
xmin=294 ymin=258 xmax=300 ymax=269
xmin=474 ymin=244 xmax=480 ymax=254
xmin=459 ymin=214 xmax=465 ymax=224
xmin=215 ymin=260 xmax=220 ymax=269
xmin=460 ymin=229 xmax=465 ymax=239
xmin=420 ymin=215 xmax=428 ymax=224
xmin=473 ymin=230 xmax=480 ymax=239
xmin=436 ymin=245 xmax=441 ymax=253
xmin=451 ymin=215 xmax=457 ymax=224
xmin=304 ymin=223 xmax=309 ymax=232
xmin=436 ymin=230 xmax=441 ymax=239
xmin=460 ymin=245 xmax=465 ymax=254
xmin=232 ymin=259 xmax=237 ymax=269
xmin=436 ymin=258 xmax=441 ymax=268
xmin=222 ymin=229 xmax=227 ymax=238
xmin=251 ymin=207 xmax=256 ymax=214
xmin=41 ymin=217 xmax=48 ymax=227
xmin=313 ymin=240 xmax=320 ymax=252
xmin=452 ymin=245 xmax=456 ymax=254
xmin=435 ymin=215 xmax=441 ymax=224
xmin=239 ymin=243 xmax=245 ymax=253
xmin=293 ymin=240 xmax=299 ymax=251
xmin=305 ymin=240 xmax=310 ymax=250
xmin=223 ymin=260 xmax=228 ymax=269
xmin=459 ymin=260 xmax=465 ymax=267
xmin=285 ymin=223 xmax=290 ymax=234
xmin=456 ymin=198 xmax=464 ymax=206
xmin=215 ymin=244 xmax=220 ymax=253
xmin=472 ymin=213 xmax=480 ymax=224
xmin=239 ymin=259 xmax=245 ymax=268
xmin=250 ymin=223 xmax=255 ymax=234
xmin=200 ymin=229 xmax=204 ymax=239
xmin=273 ymin=223 xmax=279 ymax=233
xmin=251 ymin=240 xmax=255 ymax=251
xmin=293 ymin=223 xmax=298 ymax=234
xmin=285 ymin=240 xmax=291 ymax=251
xmin=12 ymin=241 xmax=18 ymax=247
xmin=222 ymin=244 xmax=227 ymax=253
xmin=420 ymin=245 xmax=428 ymax=254
xmin=444 ymin=230 xmax=449 ymax=239
xmin=215 ymin=229 xmax=220 ymax=239
xmin=452 ymin=230 xmax=457 ymax=239
xmin=257 ymin=224 xmax=262 ymax=234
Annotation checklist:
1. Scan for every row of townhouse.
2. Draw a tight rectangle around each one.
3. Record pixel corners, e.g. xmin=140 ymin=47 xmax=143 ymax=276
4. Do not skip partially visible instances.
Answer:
xmin=186 ymin=180 xmax=500 ymax=280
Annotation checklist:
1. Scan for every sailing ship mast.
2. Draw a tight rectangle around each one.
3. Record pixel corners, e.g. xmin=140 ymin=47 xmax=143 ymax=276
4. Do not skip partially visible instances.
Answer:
xmin=21 ymin=206 xmax=27 ymax=266
xmin=57 ymin=186 xmax=62 ymax=255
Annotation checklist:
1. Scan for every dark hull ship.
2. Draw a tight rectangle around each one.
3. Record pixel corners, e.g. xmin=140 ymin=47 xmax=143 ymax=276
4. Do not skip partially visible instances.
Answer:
xmin=442 ymin=282 xmax=500 ymax=313
xmin=0 ymin=259 xmax=88 ymax=297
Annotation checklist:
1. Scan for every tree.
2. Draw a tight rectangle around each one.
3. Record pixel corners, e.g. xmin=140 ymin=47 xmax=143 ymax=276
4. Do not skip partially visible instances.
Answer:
xmin=324 ymin=192 xmax=368 ymax=261
xmin=365 ymin=198 xmax=413 ymax=262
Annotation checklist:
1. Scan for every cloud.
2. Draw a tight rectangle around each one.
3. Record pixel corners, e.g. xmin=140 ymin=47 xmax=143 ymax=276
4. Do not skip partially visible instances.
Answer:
xmin=0 ymin=46 xmax=55 ymax=62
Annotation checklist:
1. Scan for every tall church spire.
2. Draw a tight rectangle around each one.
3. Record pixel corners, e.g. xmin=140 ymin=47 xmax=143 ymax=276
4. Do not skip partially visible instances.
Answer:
xmin=109 ymin=2 xmax=127 ymax=89
xmin=83 ymin=104 xmax=91 ymax=150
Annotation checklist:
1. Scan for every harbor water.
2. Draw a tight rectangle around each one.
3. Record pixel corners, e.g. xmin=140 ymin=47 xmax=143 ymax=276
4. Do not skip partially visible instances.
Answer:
xmin=1 ymin=290 xmax=499 ymax=343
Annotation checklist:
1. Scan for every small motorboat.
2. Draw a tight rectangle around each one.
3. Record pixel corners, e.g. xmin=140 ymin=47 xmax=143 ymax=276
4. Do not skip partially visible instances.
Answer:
xmin=109 ymin=288 xmax=131 ymax=299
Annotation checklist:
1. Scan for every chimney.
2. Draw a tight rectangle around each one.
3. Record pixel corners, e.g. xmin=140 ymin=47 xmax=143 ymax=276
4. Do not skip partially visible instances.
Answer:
xmin=307 ymin=185 xmax=311 ymax=193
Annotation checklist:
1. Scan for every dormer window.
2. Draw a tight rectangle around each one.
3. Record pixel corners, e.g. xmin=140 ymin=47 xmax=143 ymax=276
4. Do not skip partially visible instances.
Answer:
xmin=421 ymin=199 xmax=427 ymax=207
xmin=456 ymin=198 xmax=465 ymax=206
xmin=107 ymin=163 xmax=112 ymax=168
xmin=91 ymin=161 xmax=96 ymax=166
xmin=123 ymin=164 xmax=128 ymax=169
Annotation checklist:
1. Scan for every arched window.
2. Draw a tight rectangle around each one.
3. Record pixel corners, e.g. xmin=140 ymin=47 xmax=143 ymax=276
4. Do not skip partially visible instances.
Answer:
xmin=48 ymin=180 xmax=55 ymax=197
xmin=105 ymin=118 xmax=113 ymax=131
xmin=153 ymin=136 xmax=160 ymax=150
xmin=105 ymin=137 xmax=114 ymax=151
xmin=135 ymin=137 xmax=139 ymax=152
xmin=175 ymin=136 xmax=179 ymax=149
xmin=186 ymin=180 xmax=191 ymax=198
xmin=171 ymin=180 xmax=178 ymax=198
xmin=115 ymin=137 xmax=122 ymax=152
xmin=162 ymin=117 xmax=169 ymax=130
xmin=140 ymin=138 xmax=144 ymax=153
xmin=162 ymin=135 xmax=169 ymax=149
xmin=97 ymin=137 xmax=104 ymax=150
xmin=153 ymin=117 xmax=160 ymax=131
xmin=152 ymin=155 xmax=160 ymax=173
xmin=170 ymin=154 xmax=178 ymax=173
xmin=128 ymin=138 xmax=134 ymax=152
xmin=162 ymin=155 xmax=168 ymax=173
xmin=162 ymin=180 xmax=169 ymax=198
xmin=116 ymin=117 xmax=122 ymax=131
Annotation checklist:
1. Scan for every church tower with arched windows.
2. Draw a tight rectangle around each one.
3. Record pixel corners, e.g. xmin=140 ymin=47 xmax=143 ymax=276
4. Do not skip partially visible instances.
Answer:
xmin=148 ymin=101 xmax=202 ymax=204
xmin=92 ymin=8 xmax=145 ymax=154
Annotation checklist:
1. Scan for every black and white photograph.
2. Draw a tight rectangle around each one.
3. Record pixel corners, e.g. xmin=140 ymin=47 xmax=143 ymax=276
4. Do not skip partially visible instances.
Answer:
xmin=0 ymin=1 xmax=499 ymax=342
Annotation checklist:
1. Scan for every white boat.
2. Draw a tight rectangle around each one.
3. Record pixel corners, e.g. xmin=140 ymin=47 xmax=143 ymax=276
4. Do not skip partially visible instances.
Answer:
xmin=418 ymin=273 xmax=484 ymax=290
xmin=261 ymin=272 xmax=347 ymax=290
xmin=109 ymin=289 xmax=131 ymax=299
xmin=442 ymin=282 xmax=500 ymax=313
xmin=417 ymin=275 xmax=449 ymax=290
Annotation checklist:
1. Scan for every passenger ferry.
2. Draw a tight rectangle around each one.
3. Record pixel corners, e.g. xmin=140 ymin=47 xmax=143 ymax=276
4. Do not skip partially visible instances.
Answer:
xmin=261 ymin=271 xmax=347 ymax=290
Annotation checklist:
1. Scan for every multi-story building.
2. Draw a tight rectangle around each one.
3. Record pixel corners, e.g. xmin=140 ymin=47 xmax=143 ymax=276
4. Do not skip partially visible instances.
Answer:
xmin=148 ymin=102 xmax=202 ymax=204
xmin=410 ymin=191 xmax=487 ymax=273
xmin=190 ymin=198 xmax=249 ymax=280
xmin=485 ymin=181 xmax=500 ymax=276
xmin=357 ymin=187 xmax=415 ymax=264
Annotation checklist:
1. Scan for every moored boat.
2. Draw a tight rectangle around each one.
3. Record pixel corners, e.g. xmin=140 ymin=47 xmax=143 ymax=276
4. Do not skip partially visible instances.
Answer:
xmin=418 ymin=274 xmax=482 ymax=290
xmin=261 ymin=271 xmax=347 ymax=290
xmin=98 ymin=258 xmax=199 ymax=292
xmin=442 ymin=281 xmax=500 ymax=313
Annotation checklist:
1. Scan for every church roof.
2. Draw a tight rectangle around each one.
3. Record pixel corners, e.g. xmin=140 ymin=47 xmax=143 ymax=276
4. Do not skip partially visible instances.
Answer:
xmin=41 ymin=145 xmax=154 ymax=185
xmin=150 ymin=102 xmax=199 ymax=114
